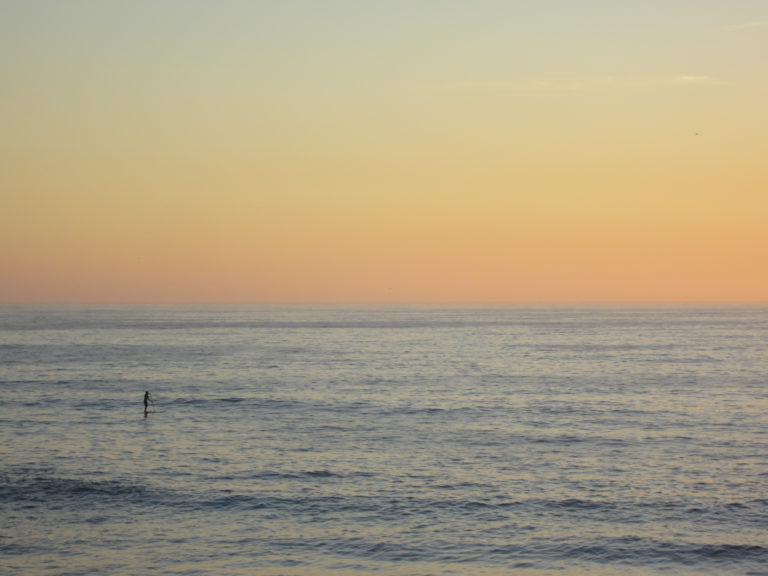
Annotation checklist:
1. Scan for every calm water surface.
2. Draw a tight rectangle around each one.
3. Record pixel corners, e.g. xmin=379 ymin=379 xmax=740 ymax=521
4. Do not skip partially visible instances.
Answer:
xmin=1 ymin=305 xmax=767 ymax=575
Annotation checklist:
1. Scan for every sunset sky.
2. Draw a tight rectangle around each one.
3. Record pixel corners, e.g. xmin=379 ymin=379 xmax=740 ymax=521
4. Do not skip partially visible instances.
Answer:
xmin=2 ymin=1 xmax=767 ymax=303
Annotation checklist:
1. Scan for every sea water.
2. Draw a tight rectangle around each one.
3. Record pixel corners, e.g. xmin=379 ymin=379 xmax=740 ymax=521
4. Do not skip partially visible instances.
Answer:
xmin=1 ymin=305 xmax=767 ymax=575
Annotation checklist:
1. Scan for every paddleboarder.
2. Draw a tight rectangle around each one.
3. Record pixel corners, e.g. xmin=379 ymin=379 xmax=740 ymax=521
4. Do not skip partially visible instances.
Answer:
xmin=144 ymin=390 xmax=153 ymax=416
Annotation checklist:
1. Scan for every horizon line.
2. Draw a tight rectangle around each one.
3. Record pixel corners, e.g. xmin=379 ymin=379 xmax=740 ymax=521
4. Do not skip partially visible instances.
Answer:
xmin=1 ymin=300 xmax=766 ymax=307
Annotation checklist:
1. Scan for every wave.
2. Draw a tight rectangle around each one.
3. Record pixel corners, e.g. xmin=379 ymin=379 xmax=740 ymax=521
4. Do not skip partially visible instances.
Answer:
xmin=4 ymin=466 xmax=766 ymax=572
xmin=8 ymin=465 xmax=764 ymax=527
xmin=1 ymin=472 xmax=148 ymax=503
xmin=249 ymin=469 xmax=341 ymax=480
xmin=550 ymin=539 xmax=768 ymax=568
xmin=475 ymin=538 xmax=768 ymax=569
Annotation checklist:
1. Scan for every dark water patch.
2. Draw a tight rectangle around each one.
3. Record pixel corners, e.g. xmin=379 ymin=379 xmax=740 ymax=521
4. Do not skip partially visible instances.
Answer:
xmin=0 ymin=539 xmax=41 ymax=556
xmin=528 ymin=433 xmax=590 ymax=444
xmin=553 ymin=539 xmax=768 ymax=568
xmin=0 ymin=473 xmax=148 ymax=504
xmin=9 ymin=465 xmax=759 ymax=533
xmin=305 ymin=469 xmax=334 ymax=478
xmin=433 ymin=481 xmax=493 ymax=491
xmin=412 ymin=537 xmax=768 ymax=570
xmin=206 ymin=494 xmax=269 ymax=510
xmin=172 ymin=397 xmax=208 ymax=405
xmin=169 ymin=396 xmax=303 ymax=410
xmin=381 ymin=405 xmax=484 ymax=419
xmin=180 ymin=491 xmax=629 ymax=524
xmin=251 ymin=469 xmax=370 ymax=482
xmin=552 ymin=497 xmax=611 ymax=510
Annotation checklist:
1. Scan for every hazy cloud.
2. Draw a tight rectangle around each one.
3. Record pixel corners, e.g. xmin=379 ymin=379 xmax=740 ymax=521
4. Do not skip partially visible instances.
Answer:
xmin=446 ymin=75 xmax=718 ymax=93
xmin=727 ymin=20 xmax=768 ymax=31
xmin=670 ymin=75 xmax=717 ymax=85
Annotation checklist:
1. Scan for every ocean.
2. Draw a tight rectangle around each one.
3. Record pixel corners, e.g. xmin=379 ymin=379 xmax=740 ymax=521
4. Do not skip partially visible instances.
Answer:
xmin=1 ymin=305 xmax=767 ymax=575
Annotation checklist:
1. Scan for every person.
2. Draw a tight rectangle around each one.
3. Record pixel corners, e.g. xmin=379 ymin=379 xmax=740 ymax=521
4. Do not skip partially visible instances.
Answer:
xmin=144 ymin=391 xmax=153 ymax=416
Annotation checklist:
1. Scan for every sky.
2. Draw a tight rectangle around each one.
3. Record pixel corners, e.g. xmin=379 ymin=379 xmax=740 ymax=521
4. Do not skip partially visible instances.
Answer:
xmin=1 ymin=0 xmax=767 ymax=303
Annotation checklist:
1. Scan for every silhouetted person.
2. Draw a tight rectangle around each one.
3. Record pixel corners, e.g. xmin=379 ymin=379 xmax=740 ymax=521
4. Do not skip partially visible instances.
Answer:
xmin=144 ymin=391 xmax=153 ymax=416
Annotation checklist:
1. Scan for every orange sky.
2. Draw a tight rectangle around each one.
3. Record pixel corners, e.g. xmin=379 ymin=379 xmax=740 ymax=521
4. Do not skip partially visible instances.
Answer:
xmin=2 ymin=2 xmax=767 ymax=303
